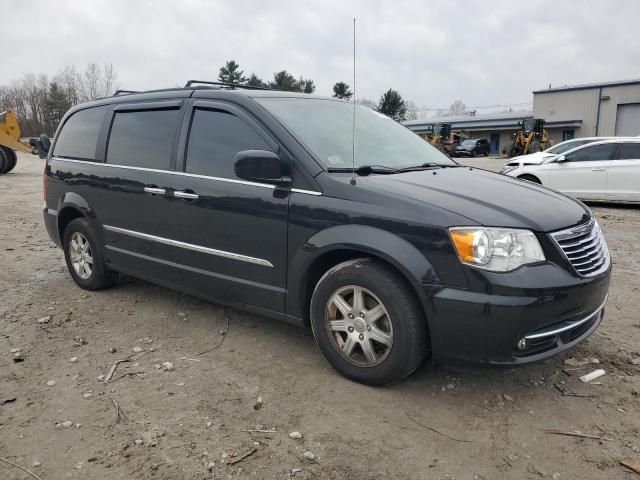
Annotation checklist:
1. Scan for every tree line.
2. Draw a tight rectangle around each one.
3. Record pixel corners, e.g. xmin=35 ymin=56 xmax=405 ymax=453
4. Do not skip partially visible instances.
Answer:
xmin=0 ymin=63 xmax=118 ymax=136
xmin=1 ymin=58 xmax=468 ymax=137
xmin=219 ymin=59 xmax=414 ymax=122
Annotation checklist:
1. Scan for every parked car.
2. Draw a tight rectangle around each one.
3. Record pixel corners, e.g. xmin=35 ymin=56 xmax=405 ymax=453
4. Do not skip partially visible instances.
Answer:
xmin=502 ymin=138 xmax=640 ymax=203
xmin=452 ymin=138 xmax=490 ymax=157
xmin=503 ymin=137 xmax=618 ymax=169
xmin=43 ymin=84 xmax=611 ymax=385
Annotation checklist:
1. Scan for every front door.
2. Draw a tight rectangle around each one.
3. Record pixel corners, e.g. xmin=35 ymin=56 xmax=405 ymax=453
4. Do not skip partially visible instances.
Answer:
xmin=548 ymin=143 xmax=617 ymax=200
xmin=489 ymin=133 xmax=500 ymax=155
xmin=607 ymin=142 xmax=640 ymax=202
xmin=164 ymin=100 xmax=289 ymax=314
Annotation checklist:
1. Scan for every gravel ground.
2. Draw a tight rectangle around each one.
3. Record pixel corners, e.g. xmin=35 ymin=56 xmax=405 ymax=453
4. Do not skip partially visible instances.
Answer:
xmin=1 ymin=152 xmax=639 ymax=480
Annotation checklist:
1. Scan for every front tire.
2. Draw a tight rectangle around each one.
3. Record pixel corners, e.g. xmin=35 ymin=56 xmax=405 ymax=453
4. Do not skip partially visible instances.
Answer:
xmin=310 ymin=258 xmax=427 ymax=386
xmin=63 ymin=218 xmax=117 ymax=290
xmin=0 ymin=147 xmax=17 ymax=173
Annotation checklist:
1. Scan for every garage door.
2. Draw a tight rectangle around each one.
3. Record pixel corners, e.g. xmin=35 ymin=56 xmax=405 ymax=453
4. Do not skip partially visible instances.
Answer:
xmin=615 ymin=103 xmax=640 ymax=136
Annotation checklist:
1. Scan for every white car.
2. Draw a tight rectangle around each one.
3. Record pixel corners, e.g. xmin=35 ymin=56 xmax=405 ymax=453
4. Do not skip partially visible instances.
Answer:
xmin=502 ymin=138 xmax=640 ymax=203
xmin=506 ymin=137 xmax=617 ymax=167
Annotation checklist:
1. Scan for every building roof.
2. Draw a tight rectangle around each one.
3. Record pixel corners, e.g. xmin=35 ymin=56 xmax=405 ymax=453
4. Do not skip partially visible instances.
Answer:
xmin=404 ymin=110 xmax=582 ymax=133
xmin=533 ymin=78 xmax=640 ymax=94
xmin=403 ymin=111 xmax=532 ymax=132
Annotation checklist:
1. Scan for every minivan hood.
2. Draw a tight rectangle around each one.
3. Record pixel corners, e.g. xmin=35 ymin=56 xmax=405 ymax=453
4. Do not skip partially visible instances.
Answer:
xmin=363 ymin=167 xmax=589 ymax=232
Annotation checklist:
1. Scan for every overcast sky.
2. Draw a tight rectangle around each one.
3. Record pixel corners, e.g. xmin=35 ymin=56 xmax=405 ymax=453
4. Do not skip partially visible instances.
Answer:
xmin=4 ymin=0 xmax=640 ymax=115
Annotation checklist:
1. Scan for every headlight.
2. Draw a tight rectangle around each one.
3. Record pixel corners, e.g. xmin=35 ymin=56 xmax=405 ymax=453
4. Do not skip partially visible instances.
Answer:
xmin=500 ymin=165 xmax=518 ymax=174
xmin=449 ymin=227 xmax=545 ymax=272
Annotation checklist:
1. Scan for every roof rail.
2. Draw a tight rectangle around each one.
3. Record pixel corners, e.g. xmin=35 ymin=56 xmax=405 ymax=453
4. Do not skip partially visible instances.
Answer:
xmin=184 ymin=80 xmax=271 ymax=91
xmin=114 ymin=89 xmax=141 ymax=96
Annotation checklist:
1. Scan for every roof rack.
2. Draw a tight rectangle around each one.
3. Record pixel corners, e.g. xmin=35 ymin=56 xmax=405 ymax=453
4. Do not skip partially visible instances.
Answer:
xmin=113 ymin=89 xmax=141 ymax=96
xmin=184 ymin=80 xmax=271 ymax=91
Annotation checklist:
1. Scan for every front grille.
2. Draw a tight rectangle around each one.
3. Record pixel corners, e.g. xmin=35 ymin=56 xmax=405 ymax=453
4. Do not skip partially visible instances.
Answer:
xmin=550 ymin=219 xmax=610 ymax=277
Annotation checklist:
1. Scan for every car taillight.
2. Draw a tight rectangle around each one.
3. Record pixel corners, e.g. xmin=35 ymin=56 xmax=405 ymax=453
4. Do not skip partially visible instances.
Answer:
xmin=43 ymin=164 xmax=48 ymax=201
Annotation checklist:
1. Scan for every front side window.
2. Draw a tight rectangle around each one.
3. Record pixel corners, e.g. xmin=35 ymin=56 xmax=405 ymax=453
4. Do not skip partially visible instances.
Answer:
xmin=53 ymin=106 xmax=109 ymax=160
xmin=565 ymin=143 xmax=618 ymax=162
xmin=107 ymin=109 xmax=180 ymax=170
xmin=185 ymin=109 xmax=270 ymax=179
xmin=256 ymin=97 xmax=455 ymax=170
xmin=617 ymin=143 xmax=640 ymax=160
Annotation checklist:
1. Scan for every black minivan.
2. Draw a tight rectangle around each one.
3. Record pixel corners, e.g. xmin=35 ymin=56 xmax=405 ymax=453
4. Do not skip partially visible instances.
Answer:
xmin=43 ymin=83 xmax=611 ymax=385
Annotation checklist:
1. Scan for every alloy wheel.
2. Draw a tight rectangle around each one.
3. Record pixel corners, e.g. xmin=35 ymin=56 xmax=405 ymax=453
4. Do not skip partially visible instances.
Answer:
xmin=325 ymin=285 xmax=393 ymax=367
xmin=69 ymin=232 xmax=94 ymax=280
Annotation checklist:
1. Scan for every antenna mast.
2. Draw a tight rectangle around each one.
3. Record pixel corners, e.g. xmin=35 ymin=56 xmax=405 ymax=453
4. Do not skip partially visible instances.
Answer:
xmin=350 ymin=18 xmax=357 ymax=185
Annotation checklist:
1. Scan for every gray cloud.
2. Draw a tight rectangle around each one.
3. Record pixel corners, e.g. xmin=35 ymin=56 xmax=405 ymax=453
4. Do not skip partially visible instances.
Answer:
xmin=3 ymin=0 xmax=639 ymax=113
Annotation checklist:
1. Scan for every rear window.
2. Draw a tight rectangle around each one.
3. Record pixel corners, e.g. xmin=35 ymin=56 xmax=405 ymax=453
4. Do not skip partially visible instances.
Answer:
xmin=106 ymin=109 xmax=180 ymax=170
xmin=53 ymin=106 xmax=108 ymax=160
xmin=618 ymin=143 xmax=640 ymax=160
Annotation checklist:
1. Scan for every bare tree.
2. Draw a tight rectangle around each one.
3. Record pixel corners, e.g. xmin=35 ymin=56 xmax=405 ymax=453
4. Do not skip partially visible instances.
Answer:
xmin=405 ymin=100 xmax=419 ymax=121
xmin=1 ymin=63 xmax=119 ymax=136
xmin=448 ymin=100 xmax=467 ymax=116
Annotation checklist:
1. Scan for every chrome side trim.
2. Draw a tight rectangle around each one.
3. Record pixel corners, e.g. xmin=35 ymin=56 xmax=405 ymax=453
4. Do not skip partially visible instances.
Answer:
xmin=524 ymin=297 xmax=607 ymax=340
xmin=51 ymin=157 xmax=323 ymax=195
xmin=103 ymin=225 xmax=274 ymax=267
xmin=46 ymin=208 xmax=58 ymax=216
xmin=105 ymin=245 xmax=285 ymax=293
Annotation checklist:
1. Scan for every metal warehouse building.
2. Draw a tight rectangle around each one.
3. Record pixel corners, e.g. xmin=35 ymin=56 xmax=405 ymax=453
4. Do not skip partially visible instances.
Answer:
xmin=404 ymin=78 xmax=640 ymax=154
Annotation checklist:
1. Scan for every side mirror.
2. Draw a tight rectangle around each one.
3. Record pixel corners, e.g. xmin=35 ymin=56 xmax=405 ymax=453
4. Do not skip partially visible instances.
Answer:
xmin=556 ymin=155 xmax=568 ymax=163
xmin=234 ymin=150 xmax=291 ymax=186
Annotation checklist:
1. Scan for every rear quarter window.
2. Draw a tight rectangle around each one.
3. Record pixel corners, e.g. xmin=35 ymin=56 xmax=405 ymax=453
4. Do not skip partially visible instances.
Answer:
xmin=618 ymin=143 xmax=640 ymax=160
xmin=106 ymin=109 xmax=180 ymax=170
xmin=53 ymin=106 xmax=109 ymax=160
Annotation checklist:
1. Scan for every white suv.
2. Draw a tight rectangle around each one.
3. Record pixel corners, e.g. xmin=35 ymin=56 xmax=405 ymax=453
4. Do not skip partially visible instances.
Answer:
xmin=502 ymin=138 xmax=640 ymax=203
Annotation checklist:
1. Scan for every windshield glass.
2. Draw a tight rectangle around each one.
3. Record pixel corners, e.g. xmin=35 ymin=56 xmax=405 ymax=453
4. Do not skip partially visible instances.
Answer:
xmin=256 ymin=97 xmax=456 ymax=169
xmin=461 ymin=139 xmax=476 ymax=146
xmin=546 ymin=139 xmax=591 ymax=155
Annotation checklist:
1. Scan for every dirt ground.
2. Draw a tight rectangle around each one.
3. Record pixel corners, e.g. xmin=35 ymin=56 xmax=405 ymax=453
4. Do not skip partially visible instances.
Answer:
xmin=1 ymin=152 xmax=640 ymax=480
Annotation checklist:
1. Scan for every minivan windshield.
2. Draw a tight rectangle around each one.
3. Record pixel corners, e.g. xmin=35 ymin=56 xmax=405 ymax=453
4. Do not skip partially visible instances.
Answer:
xmin=256 ymin=97 xmax=456 ymax=170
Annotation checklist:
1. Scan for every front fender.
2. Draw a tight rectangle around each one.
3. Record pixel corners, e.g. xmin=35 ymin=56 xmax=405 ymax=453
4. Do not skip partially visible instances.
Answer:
xmin=287 ymin=224 xmax=441 ymax=321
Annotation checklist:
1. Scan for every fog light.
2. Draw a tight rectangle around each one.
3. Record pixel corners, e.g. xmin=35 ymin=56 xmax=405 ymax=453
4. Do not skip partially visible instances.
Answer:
xmin=517 ymin=338 xmax=527 ymax=351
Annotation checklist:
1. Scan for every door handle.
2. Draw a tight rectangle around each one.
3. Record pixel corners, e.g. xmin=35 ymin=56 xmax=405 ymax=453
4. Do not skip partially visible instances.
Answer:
xmin=173 ymin=191 xmax=199 ymax=200
xmin=144 ymin=187 xmax=166 ymax=195
xmin=591 ymin=168 xmax=606 ymax=172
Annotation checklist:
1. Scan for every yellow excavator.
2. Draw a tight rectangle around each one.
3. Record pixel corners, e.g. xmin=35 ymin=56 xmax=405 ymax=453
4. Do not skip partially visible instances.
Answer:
xmin=0 ymin=109 xmax=49 ymax=174
xmin=419 ymin=123 xmax=464 ymax=155
xmin=508 ymin=118 xmax=549 ymax=157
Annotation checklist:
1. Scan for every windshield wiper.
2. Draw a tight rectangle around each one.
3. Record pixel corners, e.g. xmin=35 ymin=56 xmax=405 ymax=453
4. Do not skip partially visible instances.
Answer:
xmin=326 ymin=165 xmax=400 ymax=176
xmin=394 ymin=162 xmax=460 ymax=173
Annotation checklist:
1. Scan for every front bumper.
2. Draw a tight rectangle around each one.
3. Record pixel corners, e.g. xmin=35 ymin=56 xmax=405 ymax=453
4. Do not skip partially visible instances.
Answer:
xmin=424 ymin=262 xmax=611 ymax=368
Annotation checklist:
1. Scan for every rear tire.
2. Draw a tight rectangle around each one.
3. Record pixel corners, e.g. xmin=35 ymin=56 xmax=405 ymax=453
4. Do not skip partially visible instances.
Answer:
xmin=518 ymin=174 xmax=541 ymax=184
xmin=508 ymin=142 xmax=523 ymax=158
xmin=310 ymin=258 xmax=427 ymax=386
xmin=63 ymin=218 xmax=117 ymax=290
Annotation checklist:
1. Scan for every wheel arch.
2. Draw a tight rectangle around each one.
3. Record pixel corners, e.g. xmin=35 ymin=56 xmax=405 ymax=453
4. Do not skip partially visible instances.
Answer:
xmin=288 ymin=225 xmax=439 ymax=331
xmin=56 ymin=192 xmax=96 ymax=243
xmin=517 ymin=173 xmax=542 ymax=184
